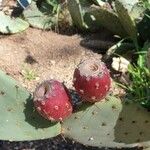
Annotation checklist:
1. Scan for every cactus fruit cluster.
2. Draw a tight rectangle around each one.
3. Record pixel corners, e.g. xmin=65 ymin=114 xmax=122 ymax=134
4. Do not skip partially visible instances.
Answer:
xmin=33 ymin=59 xmax=111 ymax=120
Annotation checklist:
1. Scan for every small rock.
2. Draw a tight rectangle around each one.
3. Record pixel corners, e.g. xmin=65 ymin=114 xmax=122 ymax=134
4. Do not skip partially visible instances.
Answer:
xmin=50 ymin=60 xmax=56 ymax=66
xmin=112 ymin=56 xmax=130 ymax=73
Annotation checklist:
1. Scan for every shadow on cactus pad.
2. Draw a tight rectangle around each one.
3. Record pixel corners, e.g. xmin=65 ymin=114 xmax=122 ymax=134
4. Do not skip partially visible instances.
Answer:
xmin=23 ymin=95 xmax=58 ymax=129
xmin=62 ymin=96 xmax=150 ymax=149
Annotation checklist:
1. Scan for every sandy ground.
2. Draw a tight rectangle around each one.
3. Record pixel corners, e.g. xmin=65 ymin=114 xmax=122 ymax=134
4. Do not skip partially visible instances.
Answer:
xmin=0 ymin=28 xmax=103 ymax=92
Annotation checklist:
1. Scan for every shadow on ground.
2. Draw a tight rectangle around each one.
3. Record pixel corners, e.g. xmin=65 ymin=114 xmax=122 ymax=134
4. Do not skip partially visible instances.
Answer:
xmin=80 ymin=28 xmax=119 ymax=53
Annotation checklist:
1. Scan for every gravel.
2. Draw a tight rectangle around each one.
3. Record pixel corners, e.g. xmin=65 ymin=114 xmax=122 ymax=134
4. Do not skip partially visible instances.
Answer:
xmin=0 ymin=136 xmax=143 ymax=150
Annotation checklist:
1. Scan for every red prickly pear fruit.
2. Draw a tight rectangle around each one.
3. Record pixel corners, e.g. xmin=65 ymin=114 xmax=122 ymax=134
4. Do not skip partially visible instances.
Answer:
xmin=73 ymin=59 xmax=111 ymax=103
xmin=33 ymin=80 xmax=73 ymax=122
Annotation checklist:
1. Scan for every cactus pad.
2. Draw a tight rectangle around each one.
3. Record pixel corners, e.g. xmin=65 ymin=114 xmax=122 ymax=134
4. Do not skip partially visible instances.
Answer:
xmin=84 ymin=6 xmax=126 ymax=36
xmin=115 ymin=0 xmax=138 ymax=44
xmin=0 ymin=11 xmax=29 ymax=34
xmin=67 ymin=0 xmax=87 ymax=29
xmin=68 ymin=0 xmax=126 ymax=36
xmin=0 ymin=70 xmax=61 ymax=141
xmin=24 ymin=1 xmax=56 ymax=29
xmin=62 ymin=96 xmax=150 ymax=148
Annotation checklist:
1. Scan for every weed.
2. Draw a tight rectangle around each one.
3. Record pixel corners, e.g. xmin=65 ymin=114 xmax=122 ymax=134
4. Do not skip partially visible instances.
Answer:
xmin=124 ymin=43 xmax=150 ymax=109
xmin=21 ymin=66 xmax=38 ymax=81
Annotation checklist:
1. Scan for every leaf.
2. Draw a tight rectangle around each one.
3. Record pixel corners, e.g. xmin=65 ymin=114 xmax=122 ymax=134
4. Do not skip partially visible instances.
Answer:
xmin=137 ymin=55 xmax=145 ymax=68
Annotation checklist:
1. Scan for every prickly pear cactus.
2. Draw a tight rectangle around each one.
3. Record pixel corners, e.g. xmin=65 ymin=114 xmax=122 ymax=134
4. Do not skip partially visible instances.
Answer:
xmin=68 ymin=0 xmax=126 ymax=36
xmin=115 ymin=0 xmax=138 ymax=44
xmin=0 ymin=11 xmax=29 ymax=34
xmin=62 ymin=96 xmax=150 ymax=149
xmin=67 ymin=0 xmax=88 ymax=29
xmin=0 ymin=70 xmax=61 ymax=141
xmin=24 ymin=1 xmax=57 ymax=29
xmin=130 ymin=2 xmax=150 ymax=42
xmin=84 ymin=6 xmax=126 ymax=36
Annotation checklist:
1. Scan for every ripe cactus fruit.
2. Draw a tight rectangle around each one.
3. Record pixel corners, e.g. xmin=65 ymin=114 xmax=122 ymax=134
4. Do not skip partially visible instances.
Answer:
xmin=73 ymin=59 xmax=111 ymax=102
xmin=33 ymin=80 xmax=73 ymax=122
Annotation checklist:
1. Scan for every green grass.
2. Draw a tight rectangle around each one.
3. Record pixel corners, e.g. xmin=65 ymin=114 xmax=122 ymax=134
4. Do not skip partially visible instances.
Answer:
xmin=124 ymin=42 xmax=150 ymax=109
xmin=127 ymin=55 xmax=150 ymax=109
xmin=139 ymin=0 xmax=150 ymax=9
xmin=21 ymin=67 xmax=38 ymax=81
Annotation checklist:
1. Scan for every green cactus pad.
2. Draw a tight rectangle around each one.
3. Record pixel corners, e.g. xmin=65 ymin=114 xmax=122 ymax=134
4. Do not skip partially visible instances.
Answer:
xmin=62 ymin=96 xmax=150 ymax=148
xmin=67 ymin=0 xmax=88 ymax=29
xmin=84 ymin=6 xmax=126 ymax=36
xmin=68 ymin=0 xmax=126 ymax=36
xmin=0 ymin=11 xmax=29 ymax=34
xmin=24 ymin=1 xmax=56 ymax=29
xmin=115 ymin=0 xmax=138 ymax=44
xmin=0 ymin=70 xmax=61 ymax=141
